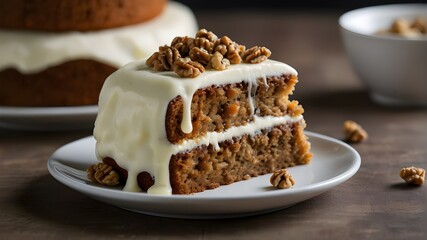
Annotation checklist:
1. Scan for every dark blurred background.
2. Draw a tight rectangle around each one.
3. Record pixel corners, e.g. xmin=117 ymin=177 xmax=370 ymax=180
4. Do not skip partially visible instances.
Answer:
xmin=175 ymin=0 xmax=426 ymax=10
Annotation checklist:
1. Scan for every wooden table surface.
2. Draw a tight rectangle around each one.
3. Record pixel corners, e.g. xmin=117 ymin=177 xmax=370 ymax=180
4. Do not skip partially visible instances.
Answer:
xmin=1 ymin=9 xmax=427 ymax=240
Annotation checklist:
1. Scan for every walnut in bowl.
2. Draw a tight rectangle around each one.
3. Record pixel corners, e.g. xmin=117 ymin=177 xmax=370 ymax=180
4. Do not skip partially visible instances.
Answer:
xmin=339 ymin=4 xmax=427 ymax=107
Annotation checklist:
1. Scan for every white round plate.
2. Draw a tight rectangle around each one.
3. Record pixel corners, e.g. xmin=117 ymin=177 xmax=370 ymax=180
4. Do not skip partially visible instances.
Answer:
xmin=47 ymin=132 xmax=361 ymax=219
xmin=0 ymin=105 xmax=97 ymax=131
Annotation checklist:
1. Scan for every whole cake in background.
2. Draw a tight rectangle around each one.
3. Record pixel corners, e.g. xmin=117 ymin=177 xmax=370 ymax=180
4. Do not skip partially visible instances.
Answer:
xmin=89 ymin=29 xmax=313 ymax=195
xmin=0 ymin=0 xmax=198 ymax=107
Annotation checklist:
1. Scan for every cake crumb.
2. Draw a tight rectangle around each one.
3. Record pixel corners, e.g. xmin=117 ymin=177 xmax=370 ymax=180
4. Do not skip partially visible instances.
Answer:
xmin=224 ymin=102 xmax=240 ymax=117
xmin=400 ymin=166 xmax=425 ymax=185
xmin=343 ymin=120 xmax=368 ymax=143
xmin=270 ymin=169 xmax=295 ymax=189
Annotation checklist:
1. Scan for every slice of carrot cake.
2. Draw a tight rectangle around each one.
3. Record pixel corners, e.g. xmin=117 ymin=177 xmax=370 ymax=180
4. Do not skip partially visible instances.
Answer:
xmin=90 ymin=29 xmax=312 ymax=195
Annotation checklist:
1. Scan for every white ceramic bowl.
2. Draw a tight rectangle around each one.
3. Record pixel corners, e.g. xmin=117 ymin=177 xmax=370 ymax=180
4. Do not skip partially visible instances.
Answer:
xmin=339 ymin=4 xmax=427 ymax=106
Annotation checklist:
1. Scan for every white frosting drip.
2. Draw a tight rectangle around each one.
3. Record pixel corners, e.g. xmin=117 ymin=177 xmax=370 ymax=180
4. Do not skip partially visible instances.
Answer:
xmin=0 ymin=2 xmax=197 ymax=73
xmin=94 ymin=59 xmax=299 ymax=195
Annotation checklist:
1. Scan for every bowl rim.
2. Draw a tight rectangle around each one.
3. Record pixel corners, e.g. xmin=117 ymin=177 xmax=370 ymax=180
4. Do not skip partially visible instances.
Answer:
xmin=339 ymin=3 xmax=427 ymax=42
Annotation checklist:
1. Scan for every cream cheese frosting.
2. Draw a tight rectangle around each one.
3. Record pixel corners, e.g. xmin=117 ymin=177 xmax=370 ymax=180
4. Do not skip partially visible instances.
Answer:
xmin=94 ymin=59 xmax=300 ymax=195
xmin=0 ymin=2 xmax=197 ymax=74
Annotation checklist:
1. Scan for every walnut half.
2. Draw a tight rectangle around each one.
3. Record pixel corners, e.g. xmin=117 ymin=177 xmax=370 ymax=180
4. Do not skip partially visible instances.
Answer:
xmin=87 ymin=162 xmax=120 ymax=186
xmin=173 ymin=57 xmax=205 ymax=78
xmin=241 ymin=46 xmax=271 ymax=64
xmin=270 ymin=169 xmax=295 ymax=189
xmin=379 ymin=17 xmax=427 ymax=38
xmin=343 ymin=120 xmax=368 ymax=143
xmin=400 ymin=166 xmax=425 ymax=185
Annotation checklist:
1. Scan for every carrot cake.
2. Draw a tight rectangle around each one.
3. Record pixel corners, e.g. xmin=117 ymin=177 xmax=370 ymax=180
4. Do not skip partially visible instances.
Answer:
xmin=0 ymin=1 xmax=197 ymax=106
xmin=91 ymin=29 xmax=312 ymax=195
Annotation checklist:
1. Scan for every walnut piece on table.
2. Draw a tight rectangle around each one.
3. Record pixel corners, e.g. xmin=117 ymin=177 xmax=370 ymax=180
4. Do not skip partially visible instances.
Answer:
xmin=270 ymin=169 xmax=295 ymax=189
xmin=400 ymin=166 xmax=425 ymax=185
xmin=87 ymin=162 xmax=120 ymax=186
xmin=343 ymin=120 xmax=368 ymax=143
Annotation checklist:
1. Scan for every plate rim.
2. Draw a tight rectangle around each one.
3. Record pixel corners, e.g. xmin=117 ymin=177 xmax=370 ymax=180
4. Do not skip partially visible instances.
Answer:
xmin=0 ymin=105 xmax=98 ymax=131
xmin=47 ymin=131 xmax=361 ymax=202
xmin=0 ymin=105 xmax=98 ymax=118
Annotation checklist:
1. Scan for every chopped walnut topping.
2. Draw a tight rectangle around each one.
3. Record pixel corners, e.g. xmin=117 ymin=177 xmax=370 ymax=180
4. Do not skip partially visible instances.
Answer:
xmin=226 ymin=44 xmax=243 ymax=64
xmin=209 ymin=51 xmax=230 ymax=70
xmin=146 ymin=29 xmax=271 ymax=77
xmin=400 ymin=166 xmax=425 ymax=185
xmin=270 ymin=169 xmax=295 ymax=189
xmin=173 ymin=57 xmax=205 ymax=78
xmin=195 ymin=37 xmax=215 ymax=52
xmin=241 ymin=46 xmax=272 ymax=64
xmin=235 ymin=44 xmax=246 ymax=54
xmin=189 ymin=47 xmax=211 ymax=65
xmin=158 ymin=46 xmax=181 ymax=71
xmin=213 ymin=36 xmax=233 ymax=51
xmin=213 ymin=44 xmax=227 ymax=56
xmin=218 ymin=35 xmax=233 ymax=45
xmin=195 ymin=28 xmax=218 ymax=43
xmin=213 ymin=36 xmax=244 ymax=64
xmin=343 ymin=120 xmax=368 ymax=143
xmin=87 ymin=162 xmax=120 ymax=186
xmin=146 ymin=46 xmax=181 ymax=71
xmin=146 ymin=52 xmax=165 ymax=71
xmin=171 ymin=36 xmax=195 ymax=56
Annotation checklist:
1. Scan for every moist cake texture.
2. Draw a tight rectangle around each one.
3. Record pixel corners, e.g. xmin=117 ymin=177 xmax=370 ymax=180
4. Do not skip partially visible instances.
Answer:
xmin=0 ymin=0 xmax=166 ymax=32
xmin=94 ymin=58 xmax=312 ymax=194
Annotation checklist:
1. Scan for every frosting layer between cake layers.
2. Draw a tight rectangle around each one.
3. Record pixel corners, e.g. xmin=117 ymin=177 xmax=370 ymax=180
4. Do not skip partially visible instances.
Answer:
xmin=94 ymin=59 xmax=302 ymax=195
xmin=0 ymin=2 xmax=197 ymax=74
